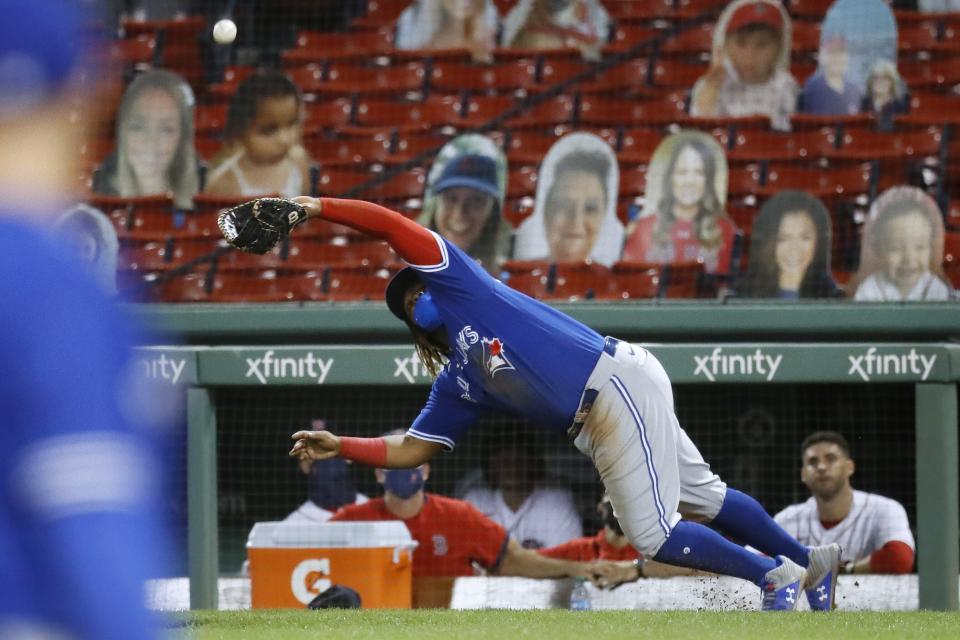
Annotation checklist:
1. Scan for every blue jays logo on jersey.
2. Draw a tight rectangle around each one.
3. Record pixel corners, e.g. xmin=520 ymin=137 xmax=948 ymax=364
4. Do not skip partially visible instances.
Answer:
xmin=481 ymin=337 xmax=515 ymax=377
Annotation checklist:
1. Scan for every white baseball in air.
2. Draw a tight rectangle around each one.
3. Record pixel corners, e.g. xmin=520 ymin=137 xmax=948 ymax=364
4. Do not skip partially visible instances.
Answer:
xmin=213 ymin=18 xmax=237 ymax=45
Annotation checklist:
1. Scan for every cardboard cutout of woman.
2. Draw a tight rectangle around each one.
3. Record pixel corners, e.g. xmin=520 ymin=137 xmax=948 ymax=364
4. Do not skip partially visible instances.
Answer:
xmin=852 ymin=186 xmax=952 ymax=301
xmin=512 ymin=132 xmax=623 ymax=266
xmin=501 ymin=0 xmax=611 ymax=61
xmin=395 ymin=0 xmax=500 ymax=63
xmin=737 ymin=191 xmax=841 ymax=299
xmin=860 ymin=59 xmax=909 ymax=130
xmin=417 ymin=134 xmax=509 ymax=274
xmin=800 ymin=0 xmax=898 ymax=115
xmin=93 ymin=70 xmax=199 ymax=210
xmin=622 ymin=130 xmax=738 ymax=275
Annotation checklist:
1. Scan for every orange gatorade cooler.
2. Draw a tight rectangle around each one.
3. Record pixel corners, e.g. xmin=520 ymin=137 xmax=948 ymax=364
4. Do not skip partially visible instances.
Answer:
xmin=246 ymin=521 xmax=417 ymax=609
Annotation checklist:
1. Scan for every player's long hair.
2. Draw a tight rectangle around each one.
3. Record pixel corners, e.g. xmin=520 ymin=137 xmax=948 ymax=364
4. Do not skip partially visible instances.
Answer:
xmin=737 ymin=191 xmax=838 ymax=299
xmin=113 ymin=70 xmax=198 ymax=209
xmin=652 ymin=137 xmax=724 ymax=252
xmin=408 ymin=321 xmax=449 ymax=379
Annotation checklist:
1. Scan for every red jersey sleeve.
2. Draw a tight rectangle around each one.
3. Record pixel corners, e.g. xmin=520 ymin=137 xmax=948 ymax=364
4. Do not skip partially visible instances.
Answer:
xmin=870 ymin=540 xmax=915 ymax=574
xmin=320 ymin=198 xmax=443 ymax=266
xmin=454 ymin=501 xmax=510 ymax=571
xmin=329 ymin=500 xmax=388 ymax=522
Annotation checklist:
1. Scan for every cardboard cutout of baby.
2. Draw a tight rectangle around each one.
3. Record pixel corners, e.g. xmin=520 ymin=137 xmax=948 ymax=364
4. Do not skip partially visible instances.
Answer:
xmin=512 ymin=132 xmax=623 ymax=266
xmin=621 ymin=130 xmax=738 ymax=275
xmin=417 ymin=134 xmax=509 ymax=274
xmin=852 ymin=186 xmax=952 ymax=301
xmin=799 ymin=0 xmax=898 ymax=116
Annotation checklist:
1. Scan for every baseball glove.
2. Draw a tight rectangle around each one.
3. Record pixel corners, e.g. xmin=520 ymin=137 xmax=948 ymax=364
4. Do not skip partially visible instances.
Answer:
xmin=217 ymin=197 xmax=309 ymax=254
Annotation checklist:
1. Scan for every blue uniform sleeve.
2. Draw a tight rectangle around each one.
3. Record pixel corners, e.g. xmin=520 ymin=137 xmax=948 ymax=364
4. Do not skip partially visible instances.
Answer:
xmin=410 ymin=231 xmax=498 ymax=307
xmin=0 ymin=227 xmax=167 ymax=639
xmin=406 ymin=370 xmax=486 ymax=451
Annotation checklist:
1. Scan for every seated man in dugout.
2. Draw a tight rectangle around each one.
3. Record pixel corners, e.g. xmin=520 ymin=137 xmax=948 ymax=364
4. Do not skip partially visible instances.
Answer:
xmin=774 ymin=431 xmax=915 ymax=583
xmin=329 ymin=432 xmax=616 ymax=607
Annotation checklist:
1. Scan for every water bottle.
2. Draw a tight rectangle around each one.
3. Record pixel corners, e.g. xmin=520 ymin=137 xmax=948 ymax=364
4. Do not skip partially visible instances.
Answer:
xmin=569 ymin=577 xmax=591 ymax=611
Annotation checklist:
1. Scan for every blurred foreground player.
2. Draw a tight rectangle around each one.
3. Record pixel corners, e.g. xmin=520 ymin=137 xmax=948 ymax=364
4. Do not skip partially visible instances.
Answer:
xmin=0 ymin=2 xmax=170 ymax=638
xmin=219 ymin=196 xmax=840 ymax=611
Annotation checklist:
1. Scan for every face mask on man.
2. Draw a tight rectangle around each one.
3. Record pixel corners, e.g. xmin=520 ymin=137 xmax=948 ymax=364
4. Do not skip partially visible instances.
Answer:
xmin=383 ymin=467 xmax=425 ymax=499
xmin=412 ymin=291 xmax=443 ymax=332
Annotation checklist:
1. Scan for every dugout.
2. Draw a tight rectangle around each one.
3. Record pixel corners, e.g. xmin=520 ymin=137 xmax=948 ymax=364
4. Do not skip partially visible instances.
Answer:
xmin=133 ymin=300 xmax=960 ymax=611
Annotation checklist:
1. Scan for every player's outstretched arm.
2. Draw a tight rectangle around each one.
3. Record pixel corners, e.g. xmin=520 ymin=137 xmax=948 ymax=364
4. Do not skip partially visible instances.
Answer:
xmin=292 ymin=196 xmax=443 ymax=266
xmin=289 ymin=430 xmax=443 ymax=469
xmin=496 ymin=538 xmax=616 ymax=587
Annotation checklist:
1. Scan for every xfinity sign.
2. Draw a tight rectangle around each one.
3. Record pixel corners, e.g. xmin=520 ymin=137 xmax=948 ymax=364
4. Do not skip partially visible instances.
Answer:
xmin=693 ymin=347 xmax=783 ymax=382
xmin=847 ymin=347 xmax=937 ymax=381
xmin=245 ymin=351 xmax=334 ymax=384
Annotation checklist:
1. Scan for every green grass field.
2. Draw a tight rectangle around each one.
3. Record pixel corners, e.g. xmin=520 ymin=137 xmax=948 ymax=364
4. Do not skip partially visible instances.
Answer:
xmin=169 ymin=610 xmax=960 ymax=640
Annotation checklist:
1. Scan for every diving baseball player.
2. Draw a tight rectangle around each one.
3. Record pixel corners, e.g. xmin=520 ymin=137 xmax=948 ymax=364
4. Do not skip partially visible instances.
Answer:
xmin=219 ymin=196 xmax=841 ymax=611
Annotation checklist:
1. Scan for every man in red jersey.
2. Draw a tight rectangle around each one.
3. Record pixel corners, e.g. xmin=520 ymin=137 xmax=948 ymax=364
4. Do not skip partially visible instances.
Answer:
xmin=330 ymin=437 xmax=614 ymax=607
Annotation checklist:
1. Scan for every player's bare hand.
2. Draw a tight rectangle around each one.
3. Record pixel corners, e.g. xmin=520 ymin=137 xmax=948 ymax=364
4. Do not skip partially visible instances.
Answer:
xmin=590 ymin=560 xmax=640 ymax=590
xmin=289 ymin=429 xmax=340 ymax=461
xmin=291 ymin=196 xmax=323 ymax=219
xmin=582 ymin=560 xmax=620 ymax=589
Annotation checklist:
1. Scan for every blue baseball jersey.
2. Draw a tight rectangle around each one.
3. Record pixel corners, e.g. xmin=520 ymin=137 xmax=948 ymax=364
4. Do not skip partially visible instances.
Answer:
xmin=407 ymin=233 xmax=605 ymax=450
xmin=0 ymin=218 xmax=167 ymax=639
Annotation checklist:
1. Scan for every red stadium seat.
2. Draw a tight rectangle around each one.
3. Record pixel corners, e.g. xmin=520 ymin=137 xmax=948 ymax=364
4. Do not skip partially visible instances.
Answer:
xmin=726 ymin=129 xmax=838 ymax=162
xmin=316 ymin=168 xmax=381 ymax=197
xmin=348 ymin=96 xmax=461 ymax=134
xmin=727 ymin=166 xmax=764 ymax=198
xmin=156 ymin=272 xmax=210 ymax=303
xmin=605 ymin=24 xmax=659 ymax=55
xmin=287 ymin=240 xmax=395 ymax=270
xmin=122 ymin=16 xmax=205 ymax=88
xmin=286 ymin=65 xmax=328 ymax=96
xmin=318 ymin=62 xmax=427 ymax=98
xmin=326 ymin=267 xmax=394 ymax=301
xmin=787 ymin=0 xmax=835 ymax=20
xmin=302 ymin=98 xmax=355 ymax=135
xmin=671 ymin=0 xmax=728 ymax=19
xmin=460 ymin=94 xmax=515 ymax=127
xmin=611 ymin=261 xmax=661 ymax=299
xmin=897 ymin=93 xmax=960 ymax=126
xmin=577 ymin=96 xmax=687 ymax=127
xmin=659 ymin=23 xmax=714 ymax=57
xmin=506 ymin=167 xmax=539 ymax=199
xmin=206 ymin=65 xmax=256 ymax=103
xmin=790 ymin=113 xmax=874 ymax=132
xmin=576 ymin=59 xmax=653 ymax=96
xmin=791 ymin=22 xmax=822 ymax=57
xmin=508 ymin=95 xmax=576 ymax=130
xmin=505 ymin=131 xmax=561 ymax=166
xmin=500 ymin=260 xmax=551 ymax=278
xmin=619 ymin=129 xmax=665 ymax=166
xmin=217 ymin=243 xmax=287 ymax=271
xmin=648 ymin=60 xmax=708 ymax=89
xmin=283 ymin=30 xmax=394 ymax=66
xmin=393 ymin=134 xmax=450 ymax=164
xmin=759 ymin=165 xmax=872 ymax=199
xmin=618 ymin=166 xmax=649 ymax=198
xmin=105 ymin=34 xmax=157 ymax=68
xmin=305 ymin=135 xmax=394 ymax=166
xmin=194 ymin=104 xmax=228 ymax=136
xmin=900 ymin=57 xmax=960 ymax=90
xmin=833 ymin=129 xmax=943 ymax=161
xmin=548 ymin=262 xmax=614 ymax=300
xmin=352 ymin=0 xmax=409 ymax=30
xmin=429 ymin=60 xmax=538 ymax=94
xmin=88 ymin=194 xmax=176 ymax=239
xmin=505 ymin=272 xmax=549 ymax=298
xmin=209 ymin=270 xmax=326 ymax=302
xmin=119 ymin=239 xmax=173 ymax=272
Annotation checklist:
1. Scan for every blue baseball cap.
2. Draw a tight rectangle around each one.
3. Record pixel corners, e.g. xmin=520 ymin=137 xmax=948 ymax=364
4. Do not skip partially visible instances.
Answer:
xmin=0 ymin=0 xmax=90 ymax=118
xmin=431 ymin=154 xmax=500 ymax=200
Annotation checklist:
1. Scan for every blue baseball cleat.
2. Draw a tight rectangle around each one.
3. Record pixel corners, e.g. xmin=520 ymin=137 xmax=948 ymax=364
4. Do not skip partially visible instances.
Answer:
xmin=761 ymin=556 xmax=806 ymax=611
xmin=804 ymin=543 xmax=842 ymax=611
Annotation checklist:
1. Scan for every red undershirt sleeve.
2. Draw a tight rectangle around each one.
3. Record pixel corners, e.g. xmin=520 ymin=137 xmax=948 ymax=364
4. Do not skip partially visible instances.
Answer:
xmin=320 ymin=198 xmax=442 ymax=266
xmin=869 ymin=540 xmax=915 ymax=574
